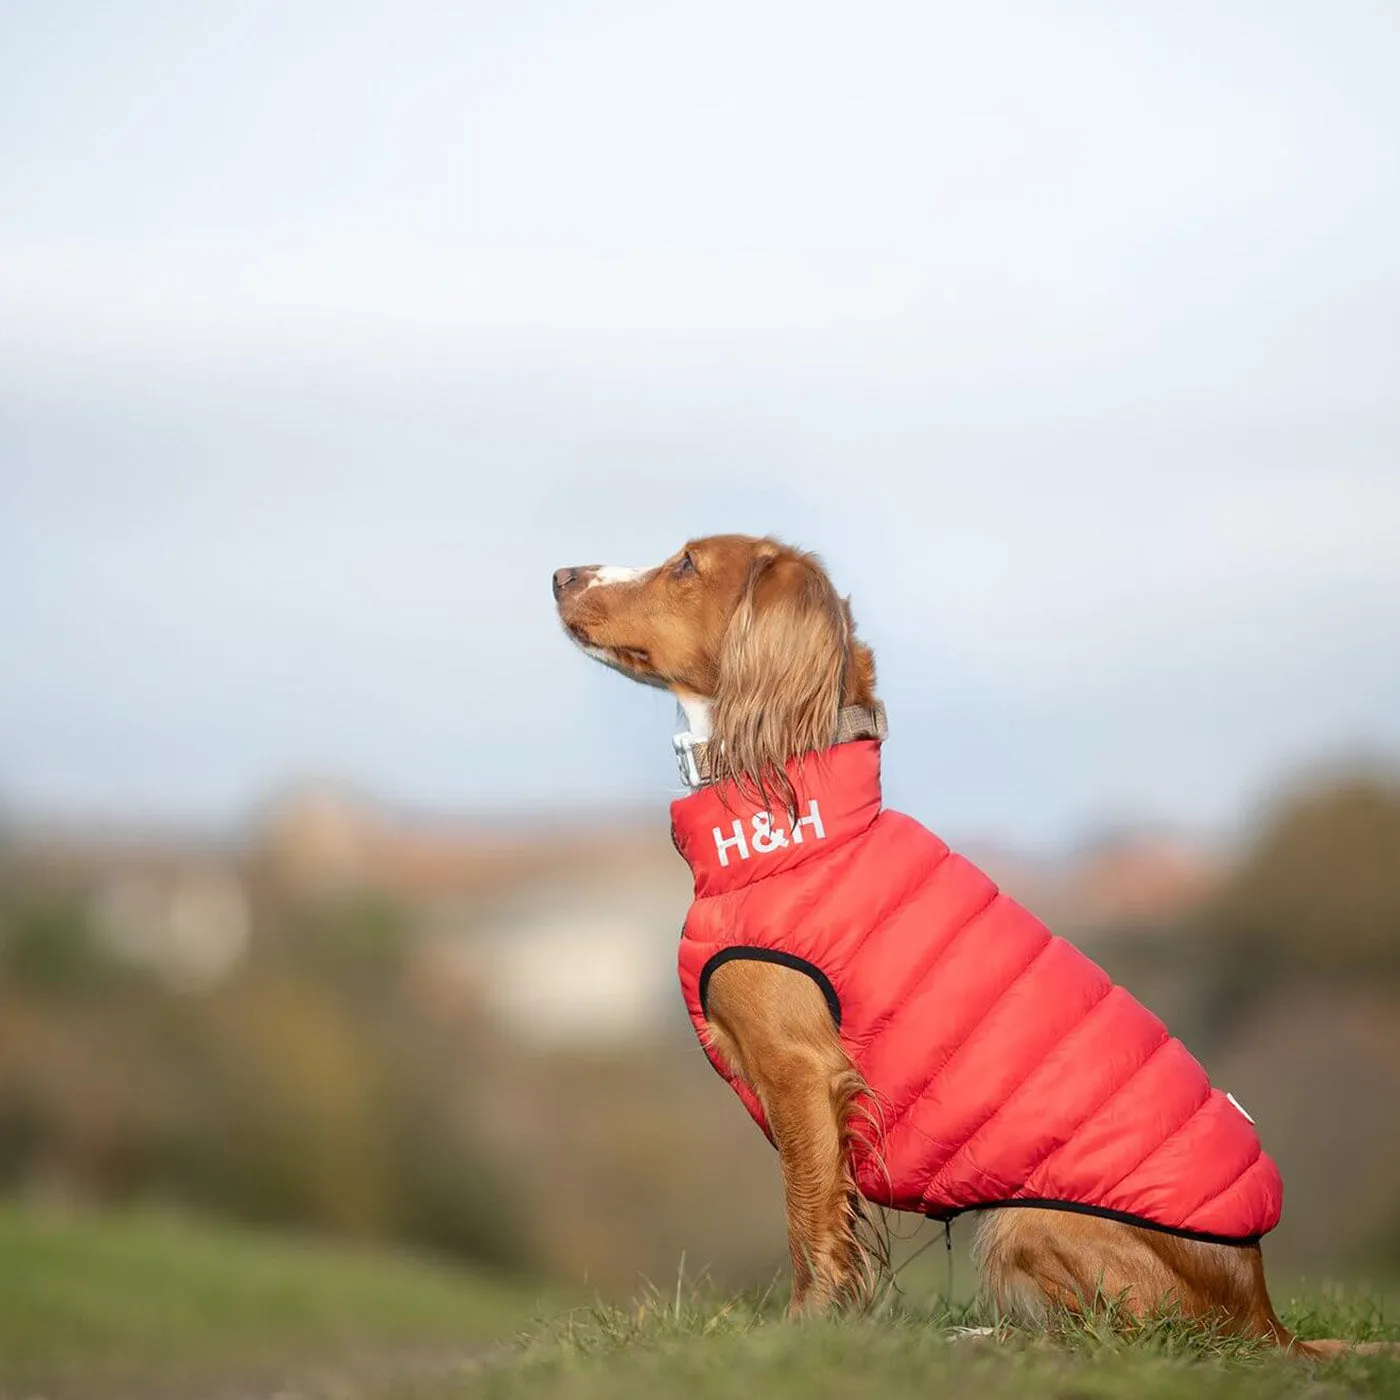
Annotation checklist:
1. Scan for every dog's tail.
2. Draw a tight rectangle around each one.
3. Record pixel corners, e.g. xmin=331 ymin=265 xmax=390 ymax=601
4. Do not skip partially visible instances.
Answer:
xmin=1178 ymin=1276 xmax=1400 ymax=1361
xmin=1256 ymin=1289 xmax=1400 ymax=1360
xmin=1288 ymin=1337 xmax=1400 ymax=1360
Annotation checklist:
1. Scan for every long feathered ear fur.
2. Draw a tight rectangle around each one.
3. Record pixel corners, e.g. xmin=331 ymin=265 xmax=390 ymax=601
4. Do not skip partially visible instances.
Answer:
xmin=710 ymin=549 xmax=850 ymax=816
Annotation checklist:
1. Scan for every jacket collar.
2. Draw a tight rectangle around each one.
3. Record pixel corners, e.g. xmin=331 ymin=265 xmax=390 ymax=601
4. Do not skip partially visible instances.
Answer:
xmin=670 ymin=739 xmax=884 ymax=897
xmin=673 ymin=700 xmax=887 ymax=788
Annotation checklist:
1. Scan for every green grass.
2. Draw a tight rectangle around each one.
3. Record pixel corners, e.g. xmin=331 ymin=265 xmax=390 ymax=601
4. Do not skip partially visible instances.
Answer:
xmin=1 ymin=1206 xmax=1398 ymax=1400
xmin=450 ymin=1277 xmax=1400 ymax=1400
xmin=0 ymin=1204 xmax=550 ymax=1397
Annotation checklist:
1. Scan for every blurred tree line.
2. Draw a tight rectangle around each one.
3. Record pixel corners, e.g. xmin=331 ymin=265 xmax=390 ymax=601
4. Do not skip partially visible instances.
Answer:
xmin=0 ymin=870 xmax=530 ymax=1274
xmin=1200 ymin=774 xmax=1400 ymax=980
xmin=1 ymin=765 xmax=1397 ymax=1281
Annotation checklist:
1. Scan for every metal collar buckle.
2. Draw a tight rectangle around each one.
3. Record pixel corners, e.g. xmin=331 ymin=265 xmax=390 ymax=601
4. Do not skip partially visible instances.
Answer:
xmin=673 ymin=732 xmax=704 ymax=788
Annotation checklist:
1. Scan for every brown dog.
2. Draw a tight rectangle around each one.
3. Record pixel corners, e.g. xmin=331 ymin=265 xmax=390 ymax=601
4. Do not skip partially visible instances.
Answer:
xmin=554 ymin=533 xmax=1380 ymax=1359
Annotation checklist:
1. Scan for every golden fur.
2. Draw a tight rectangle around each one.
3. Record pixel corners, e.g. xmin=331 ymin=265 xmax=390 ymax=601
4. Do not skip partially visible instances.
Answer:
xmin=556 ymin=536 xmax=876 ymax=814
xmin=555 ymin=533 xmax=1380 ymax=1357
xmin=710 ymin=548 xmax=863 ymax=816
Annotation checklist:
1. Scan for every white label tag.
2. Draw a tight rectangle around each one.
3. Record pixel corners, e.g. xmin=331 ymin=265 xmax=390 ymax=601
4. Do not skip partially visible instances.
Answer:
xmin=1226 ymin=1092 xmax=1256 ymax=1125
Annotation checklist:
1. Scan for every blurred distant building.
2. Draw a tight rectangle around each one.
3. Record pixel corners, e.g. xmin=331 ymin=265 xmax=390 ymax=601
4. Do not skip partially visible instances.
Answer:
xmin=91 ymin=867 xmax=250 ymax=992
xmin=5 ymin=828 xmax=250 ymax=992
xmin=5 ymin=788 xmax=1224 ymax=1032
xmin=257 ymin=784 xmax=689 ymax=1041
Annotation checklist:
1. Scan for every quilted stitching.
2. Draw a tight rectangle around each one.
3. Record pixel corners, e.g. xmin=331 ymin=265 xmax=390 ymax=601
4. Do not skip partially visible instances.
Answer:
xmin=673 ymin=738 xmax=1282 ymax=1242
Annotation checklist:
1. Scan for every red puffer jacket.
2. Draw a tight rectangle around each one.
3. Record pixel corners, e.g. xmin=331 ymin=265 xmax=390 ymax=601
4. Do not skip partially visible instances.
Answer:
xmin=672 ymin=739 xmax=1282 ymax=1244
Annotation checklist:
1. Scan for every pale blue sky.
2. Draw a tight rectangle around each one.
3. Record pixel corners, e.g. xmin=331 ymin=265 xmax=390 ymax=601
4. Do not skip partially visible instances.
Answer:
xmin=3 ymin=1 xmax=1398 ymax=846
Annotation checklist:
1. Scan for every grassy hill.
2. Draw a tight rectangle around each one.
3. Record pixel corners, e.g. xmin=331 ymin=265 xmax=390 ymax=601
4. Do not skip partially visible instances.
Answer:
xmin=487 ymin=1284 xmax=1400 ymax=1400
xmin=0 ymin=1204 xmax=548 ymax=1397
xmin=1 ymin=1205 xmax=1398 ymax=1400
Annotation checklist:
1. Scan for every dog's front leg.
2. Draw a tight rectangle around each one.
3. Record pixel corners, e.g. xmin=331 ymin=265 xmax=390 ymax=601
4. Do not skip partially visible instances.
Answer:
xmin=764 ymin=1046 xmax=860 ymax=1314
xmin=704 ymin=958 xmax=863 ymax=1316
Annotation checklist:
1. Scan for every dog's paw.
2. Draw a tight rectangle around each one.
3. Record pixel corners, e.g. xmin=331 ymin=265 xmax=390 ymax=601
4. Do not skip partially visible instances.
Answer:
xmin=946 ymin=1325 xmax=999 ymax=1343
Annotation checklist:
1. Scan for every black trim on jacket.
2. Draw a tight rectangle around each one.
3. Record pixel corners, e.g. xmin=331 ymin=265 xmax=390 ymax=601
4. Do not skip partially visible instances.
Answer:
xmin=927 ymin=1197 xmax=1263 ymax=1248
xmin=698 ymin=947 xmax=842 ymax=1028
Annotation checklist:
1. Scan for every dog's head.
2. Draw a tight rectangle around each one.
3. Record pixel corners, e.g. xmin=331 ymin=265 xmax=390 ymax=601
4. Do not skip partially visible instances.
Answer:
xmin=553 ymin=535 xmax=875 ymax=805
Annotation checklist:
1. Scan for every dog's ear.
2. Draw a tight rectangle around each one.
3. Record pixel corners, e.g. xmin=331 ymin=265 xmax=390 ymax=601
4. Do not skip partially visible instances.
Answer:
xmin=711 ymin=548 xmax=848 ymax=815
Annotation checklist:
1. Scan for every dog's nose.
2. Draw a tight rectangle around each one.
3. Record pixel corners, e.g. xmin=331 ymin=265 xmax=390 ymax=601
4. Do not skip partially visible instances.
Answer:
xmin=552 ymin=566 xmax=581 ymax=599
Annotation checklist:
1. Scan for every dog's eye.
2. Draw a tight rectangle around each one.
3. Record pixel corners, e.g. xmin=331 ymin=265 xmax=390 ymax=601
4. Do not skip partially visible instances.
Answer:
xmin=674 ymin=552 xmax=696 ymax=578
